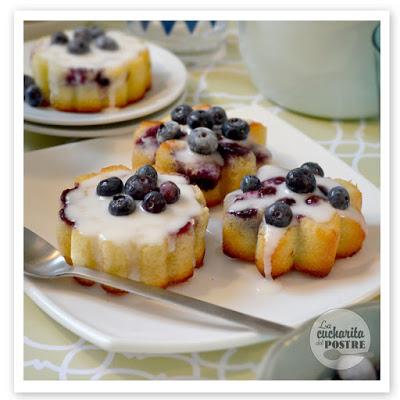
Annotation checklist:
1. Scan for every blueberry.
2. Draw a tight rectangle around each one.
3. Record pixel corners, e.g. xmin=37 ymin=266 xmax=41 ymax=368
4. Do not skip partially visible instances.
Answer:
xmin=24 ymin=75 xmax=35 ymax=91
xmin=94 ymin=72 xmax=110 ymax=87
xmin=207 ymin=106 xmax=227 ymax=126
xmin=278 ymin=197 xmax=296 ymax=206
xmin=171 ymin=104 xmax=193 ymax=124
xmin=73 ymin=27 xmax=92 ymax=42
xmin=212 ymin=124 xmax=223 ymax=139
xmin=96 ymin=176 xmax=123 ymax=196
xmin=24 ymin=84 xmax=43 ymax=107
xmin=337 ymin=356 xmax=377 ymax=380
xmin=67 ymin=39 xmax=90 ymax=55
xmin=159 ymin=181 xmax=180 ymax=204
xmin=328 ymin=186 xmax=350 ymax=210
xmin=142 ymin=191 xmax=166 ymax=213
xmin=264 ymin=202 xmax=293 ymax=228
xmin=286 ymin=167 xmax=316 ymax=194
xmin=88 ymin=26 xmax=104 ymax=39
xmin=222 ymin=118 xmax=249 ymax=141
xmin=157 ymin=121 xmax=182 ymax=143
xmin=186 ymin=110 xmax=213 ymax=129
xmin=124 ymin=175 xmax=157 ymax=200
xmin=136 ymin=164 xmax=158 ymax=182
xmin=51 ymin=31 xmax=68 ymax=45
xmin=301 ymin=162 xmax=324 ymax=177
xmin=108 ymin=194 xmax=136 ymax=216
xmin=95 ymin=35 xmax=118 ymax=51
xmin=188 ymin=127 xmax=218 ymax=155
xmin=240 ymin=175 xmax=261 ymax=192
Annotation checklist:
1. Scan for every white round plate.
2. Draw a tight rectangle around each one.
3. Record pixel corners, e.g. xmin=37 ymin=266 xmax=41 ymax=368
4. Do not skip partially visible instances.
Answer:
xmin=24 ymin=120 xmax=136 ymax=138
xmin=23 ymin=93 xmax=186 ymax=138
xmin=24 ymin=39 xmax=187 ymax=127
xmin=24 ymin=106 xmax=380 ymax=353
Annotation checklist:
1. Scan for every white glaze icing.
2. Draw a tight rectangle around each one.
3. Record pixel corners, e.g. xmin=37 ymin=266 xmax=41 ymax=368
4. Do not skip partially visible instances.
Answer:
xmin=64 ymin=169 xmax=203 ymax=246
xmin=225 ymin=165 xmax=366 ymax=277
xmin=260 ymin=224 xmax=286 ymax=278
xmin=139 ymin=135 xmax=159 ymax=159
xmin=155 ymin=120 xmax=258 ymax=173
xmin=34 ymin=30 xmax=146 ymax=69
xmin=174 ymin=141 xmax=224 ymax=167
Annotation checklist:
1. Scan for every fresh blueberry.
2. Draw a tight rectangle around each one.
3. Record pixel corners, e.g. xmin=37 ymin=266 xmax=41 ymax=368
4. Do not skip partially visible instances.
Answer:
xmin=212 ymin=124 xmax=223 ymax=139
xmin=142 ymin=191 xmax=167 ymax=213
xmin=108 ymin=194 xmax=136 ymax=216
xmin=94 ymin=72 xmax=110 ymax=87
xmin=73 ymin=27 xmax=92 ymax=42
xmin=207 ymin=106 xmax=227 ymax=126
xmin=24 ymin=84 xmax=43 ymax=107
xmin=67 ymin=38 xmax=90 ymax=55
xmin=159 ymin=181 xmax=180 ymax=204
xmin=88 ymin=26 xmax=104 ymax=39
xmin=186 ymin=110 xmax=213 ymax=129
xmin=337 ymin=356 xmax=377 ymax=380
xmin=124 ymin=175 xmax=157 ymax=200
xmin=278 ymin=197 xmax=296 ymax=206
xmin=96 ymin=176 xmax=123 ymax=196
xmin=171 ymin=104 xmax=193 ymax=124
xmin=24 ymin=75 xmax=35 ymax=92
xmin=136 ymin=164 xmax=158 ymax=182
xmin=264 ymin=202 xmax=293 ymax=228
xmin=222 ymin=118 xmax=249 ymax=141
xmin=318 ymin=185 xmax=328 ymax=196
xmin=328 ymin=186 xmax=350 ymax=210
xmin=157 ymin=121 xmax=182 ymax=143
xmin=240 ymin=175 xmax=261 ymax=192
xmin=95 ymin=35 xmax=118 ymax=51
xmin=188 ymin=127 xmax=218 ymax=155
xmin=301 ymin=162 xmax=324 ymax=177
xmin=286 ymin=167 xmax=317 ymax=194
xmin=51 ymin=31 xmax=69 ymax=45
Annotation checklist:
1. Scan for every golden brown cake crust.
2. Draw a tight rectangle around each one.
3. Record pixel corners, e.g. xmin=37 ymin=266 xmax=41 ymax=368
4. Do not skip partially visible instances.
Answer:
xmin=57 ymin=165 xmax=209 ymax=289
xmin=32 ymin=36 xmax=151 ymax=113
xmin=223 ymin=170 xmax=366 ymax=279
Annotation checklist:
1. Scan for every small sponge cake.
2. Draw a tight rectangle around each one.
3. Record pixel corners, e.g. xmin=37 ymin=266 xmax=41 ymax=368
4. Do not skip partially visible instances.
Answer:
xmin=57 ymin=165 xmax=209 ymax=289
xmin=132 ymin=104 xmax=270 ymax=207
xmin=223 ymin=163 xmax=366 ymax=279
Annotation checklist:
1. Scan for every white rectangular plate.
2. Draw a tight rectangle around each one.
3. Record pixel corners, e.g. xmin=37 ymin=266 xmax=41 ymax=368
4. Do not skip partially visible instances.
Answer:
xmin=24 ymin=106 xmax=380 ymax=353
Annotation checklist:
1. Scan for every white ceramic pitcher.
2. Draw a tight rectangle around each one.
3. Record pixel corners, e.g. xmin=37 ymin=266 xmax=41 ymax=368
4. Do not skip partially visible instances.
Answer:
xmin=238 ymin=21 xmax=379 ymax=119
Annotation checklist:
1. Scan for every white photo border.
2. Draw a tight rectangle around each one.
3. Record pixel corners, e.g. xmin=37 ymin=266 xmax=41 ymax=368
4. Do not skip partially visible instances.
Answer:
xmin=14 ymin=9 xmax=390 ymax=393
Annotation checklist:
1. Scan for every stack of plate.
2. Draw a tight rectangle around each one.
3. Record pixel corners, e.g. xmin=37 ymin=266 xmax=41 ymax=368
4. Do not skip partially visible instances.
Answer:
xmin=24 ymin=39 xmax=187 ymax=138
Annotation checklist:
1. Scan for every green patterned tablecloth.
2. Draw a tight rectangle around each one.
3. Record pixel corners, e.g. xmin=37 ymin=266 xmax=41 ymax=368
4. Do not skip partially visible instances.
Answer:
xmin=24 ymin=27 xmax=380 ymax=380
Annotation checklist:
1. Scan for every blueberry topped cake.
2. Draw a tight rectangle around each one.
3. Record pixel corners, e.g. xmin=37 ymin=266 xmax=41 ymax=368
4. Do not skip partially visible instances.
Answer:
xmin=223 ymin=162 xmax=366 ymax=278
xmin=57 ymin=165 xmax=208 ymax=289
xmin=28 ymin=27 xmax=151 ymax=112
xmin=132 ymin=104 xmax=269 ymax=207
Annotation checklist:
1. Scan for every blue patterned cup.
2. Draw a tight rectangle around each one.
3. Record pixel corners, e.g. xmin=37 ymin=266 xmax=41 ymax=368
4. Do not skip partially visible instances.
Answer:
xmin=127 ymin=21 xmax=227 ymax=56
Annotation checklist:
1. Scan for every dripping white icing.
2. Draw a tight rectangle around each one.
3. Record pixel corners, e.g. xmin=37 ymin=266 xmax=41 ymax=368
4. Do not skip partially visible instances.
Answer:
xmin=64 ymin=170 xmax=203 ymax=246
xmin=225 ymin=165 xmax=366 ymax=277
xmin=260 ymin=224 xmax=286 ymax=278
